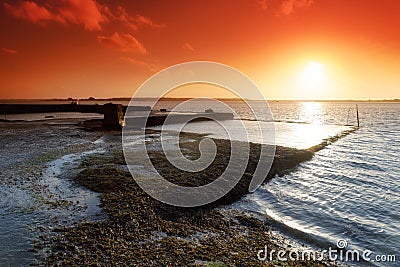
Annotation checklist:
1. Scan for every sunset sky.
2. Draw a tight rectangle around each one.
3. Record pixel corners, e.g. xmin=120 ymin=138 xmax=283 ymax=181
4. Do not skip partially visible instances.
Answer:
xmin=0 ymin=0 xmax=399 ymax=100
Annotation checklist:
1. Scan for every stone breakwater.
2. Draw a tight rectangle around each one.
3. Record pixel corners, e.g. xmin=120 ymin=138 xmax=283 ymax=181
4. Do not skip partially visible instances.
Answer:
xmin=39 ymin=124 xmax=354 ymax=266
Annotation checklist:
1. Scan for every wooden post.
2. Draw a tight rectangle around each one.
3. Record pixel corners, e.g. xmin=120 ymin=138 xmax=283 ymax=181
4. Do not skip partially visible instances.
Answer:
xmin=356 ymin=104 xmax=360 ymax=127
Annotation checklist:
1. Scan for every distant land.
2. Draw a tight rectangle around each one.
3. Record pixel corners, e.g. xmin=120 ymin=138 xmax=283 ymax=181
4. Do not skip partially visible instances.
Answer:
xmin=41 ymin=97 xmax=400 ymax=102
xmin=1 ymin=97 xmax=399 ymax=102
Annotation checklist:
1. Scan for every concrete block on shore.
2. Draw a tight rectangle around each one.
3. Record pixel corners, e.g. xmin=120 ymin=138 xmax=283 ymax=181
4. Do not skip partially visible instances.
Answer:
xmin=102 ymin=103 xmax=124 ymax=129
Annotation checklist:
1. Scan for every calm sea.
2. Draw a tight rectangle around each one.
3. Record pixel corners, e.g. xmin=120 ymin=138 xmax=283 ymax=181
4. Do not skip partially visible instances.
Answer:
xmin=0 ymin=100 xmax=398 ymax=266
xmin=234 ymin=101 xmax=399 ymax=266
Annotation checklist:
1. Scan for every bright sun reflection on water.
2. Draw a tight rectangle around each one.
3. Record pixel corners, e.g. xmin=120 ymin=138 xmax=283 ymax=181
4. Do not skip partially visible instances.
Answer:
xmin=147 ymin=101 xmax=350 ymax=149
xmin=149 ymin=120 xmax=350 ymax=149
xmin=300 ymin=102 xmax=323 ymax=124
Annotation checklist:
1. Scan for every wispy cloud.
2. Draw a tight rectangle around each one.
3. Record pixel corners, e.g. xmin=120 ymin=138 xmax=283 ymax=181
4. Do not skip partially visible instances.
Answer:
xmin=280 ymin=0 xmax=314 ymax=15
xmin=258 ymin=0 xmax=269 ymax=10
xmin=103 ymin=5 xmax=165 ymax=31
xmin=136 ymin=15 xmax=164 ymax=28
xmin=56 ymin=0 xmax=108 ymax=31
xmin=120 ymin=57 xmax=159 ymax=72
xmin=4 ymin=0 xmax=107 ymax=30
xmin=182 ymin=42 xmax=195 ymax=52
xmin=97 ymin=32 xmax=147 ymax=54
xmin=2 ymin=48 xmax=18 ymax=55
xmin=103 ymin=5 xmax=138 ymax=30
xmin=4 ymin=1 xmax=64 ymax=25
xmin=3 ymin=1 xmax=164 ymax=31
xmin=257 ymin=0 xmax=315 ymax=15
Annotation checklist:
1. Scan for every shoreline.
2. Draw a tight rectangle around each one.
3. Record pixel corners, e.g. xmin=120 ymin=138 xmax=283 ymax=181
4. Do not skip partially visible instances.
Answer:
xmin=0 ymin=119 xmax=107 ymax=266
xmin=1 ymin=98 xmax=400 ymax=102
xmin=40 ymin=120 xmax=357 ymax=266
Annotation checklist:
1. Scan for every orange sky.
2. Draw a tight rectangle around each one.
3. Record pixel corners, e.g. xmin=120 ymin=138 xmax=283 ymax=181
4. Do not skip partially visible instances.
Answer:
xmin=0 ymin=0 xmax=399 ymax=100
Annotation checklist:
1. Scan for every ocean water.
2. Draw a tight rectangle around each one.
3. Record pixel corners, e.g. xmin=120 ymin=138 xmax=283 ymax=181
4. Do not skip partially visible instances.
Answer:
xmin=0 ymin=101 xmax=398 ymax=266
xmin=232 ymin=102 xmax=398 ymax=266
xmin=150 ymin=120 xmax=350 ymax=149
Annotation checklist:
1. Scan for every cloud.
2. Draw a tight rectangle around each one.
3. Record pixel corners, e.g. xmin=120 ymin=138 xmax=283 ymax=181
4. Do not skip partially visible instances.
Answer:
xmin=182 ymin=43 xmax=195 ymax=52
xmin=258 ymin=0 xmax=269 ymax=10
xmin=280 ymin=0 xmax=314 ymax=15
xmin=103 ymin=6 xmax=164 ymax=30
xmin=2 ymin=48 xmax=18 ymax=55
xmin=257 ymin=0 xmax=314 ymax=15
xmin=4 ymin=1 xmax=64 ymax=24
xmin=102 ymin=5 xmax=137 ymax=30
xmin=4 ymin=0 xmax=108 ymax=30
xmin=97 ymin=32 xmax=147 ymax=54
xmin=57 ymin=0 xmax=108 ymax=31
xmin=4 ymin=1 xmax=164 ymax=32
xmin=136 ymin=15 xmax=164 ymax=28
xmin=120 ymin=57 xmax=159 ymax=72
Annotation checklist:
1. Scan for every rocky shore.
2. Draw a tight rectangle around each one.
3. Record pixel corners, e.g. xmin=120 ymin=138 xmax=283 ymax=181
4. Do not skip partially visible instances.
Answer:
xmin=41 ymin=121 xmax=344 ymax=266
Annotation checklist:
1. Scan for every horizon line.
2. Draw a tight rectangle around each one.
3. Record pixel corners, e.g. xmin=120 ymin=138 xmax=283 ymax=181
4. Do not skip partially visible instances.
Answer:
xmin=1 ymin=97 xmax=400 ymax=102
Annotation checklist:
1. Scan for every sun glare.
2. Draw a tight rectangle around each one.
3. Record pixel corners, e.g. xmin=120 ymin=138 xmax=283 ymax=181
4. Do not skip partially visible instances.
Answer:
xmin=302 ymin=61 xmax=324 ymax=84
xmin=297 ymin=61 xmax=327 ymax=99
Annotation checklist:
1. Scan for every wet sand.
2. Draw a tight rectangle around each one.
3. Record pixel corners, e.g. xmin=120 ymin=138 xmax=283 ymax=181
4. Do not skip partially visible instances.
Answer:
xmin=40 ymin=120 xmax=350 ymax=266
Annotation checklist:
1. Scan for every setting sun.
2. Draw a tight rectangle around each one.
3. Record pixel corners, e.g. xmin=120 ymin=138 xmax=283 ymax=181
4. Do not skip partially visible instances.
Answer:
xmin=301 ymin=62 xmax=324 ymax=85
xmin=297 ymin=61 xmax=327 ymax=99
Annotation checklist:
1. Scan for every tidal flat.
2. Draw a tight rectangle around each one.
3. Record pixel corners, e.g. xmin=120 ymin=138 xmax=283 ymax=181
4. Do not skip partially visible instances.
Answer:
xmin=42 ymin=122 xmax=340 ymax=266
